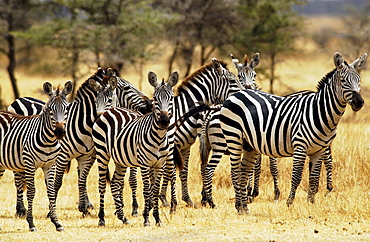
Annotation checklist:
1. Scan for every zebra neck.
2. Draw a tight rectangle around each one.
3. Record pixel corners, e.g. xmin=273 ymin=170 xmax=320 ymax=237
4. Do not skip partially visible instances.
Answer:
xmin=315 ymin=84 xmax=347 ymax=131
xmin=38 ymin=112 xmax=59 ymax=144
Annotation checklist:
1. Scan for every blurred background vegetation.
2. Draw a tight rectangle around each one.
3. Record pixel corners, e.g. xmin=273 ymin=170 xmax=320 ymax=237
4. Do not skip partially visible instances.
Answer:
xmin=0 ymin=0 xmax=369 ymax=105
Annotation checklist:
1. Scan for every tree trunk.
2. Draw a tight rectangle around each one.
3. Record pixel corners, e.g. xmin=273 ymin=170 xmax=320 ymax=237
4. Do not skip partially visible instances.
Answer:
xmin=5 ymin=10 xmax=20 ymax=99
xmin=269 ymin=52 xmax=276 ymax=94
xmin=168 ymin=40 xmax=180 ymax=76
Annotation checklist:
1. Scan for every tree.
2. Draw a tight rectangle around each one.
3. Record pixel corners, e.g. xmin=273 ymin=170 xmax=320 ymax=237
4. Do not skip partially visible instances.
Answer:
xmin=0 ymin=0 xmax=36 ymax=99
xmin=156 ymin=0 xmax=238 ymax=78
xmin=341 ymin=2 xmax=370 ymax=63
xmin=233 ymin=0 xmax=305 ymax=94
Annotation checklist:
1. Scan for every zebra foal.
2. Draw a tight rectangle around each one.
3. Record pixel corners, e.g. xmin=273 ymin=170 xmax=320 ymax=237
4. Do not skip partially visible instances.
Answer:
xmin=0 ymin=81 xmax=73 ymax=231
xmin=93 ymin=71 xmax=178 ymax=227
xmin=220 ymin=52 xmax=367 ymax=214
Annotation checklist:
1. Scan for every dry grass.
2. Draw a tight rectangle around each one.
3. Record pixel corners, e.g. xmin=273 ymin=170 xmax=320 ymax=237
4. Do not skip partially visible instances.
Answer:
xmin=1 ymin=16 xmax=370 ymax=241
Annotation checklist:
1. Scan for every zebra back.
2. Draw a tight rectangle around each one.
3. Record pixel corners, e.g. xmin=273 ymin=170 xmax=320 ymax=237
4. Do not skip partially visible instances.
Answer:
xmin=7 ymin=97 xmax=45 ymax=116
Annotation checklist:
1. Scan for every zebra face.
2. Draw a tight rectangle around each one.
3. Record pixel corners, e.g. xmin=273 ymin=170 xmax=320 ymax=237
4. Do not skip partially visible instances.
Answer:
xmin=334 ymin=52 xmax=367 ymax=112
xmin=231 ymin=53 xmax=260 ymax=90
xmin=43 ymin=80 xmax=73 ymax=140
xmin=211 ymin=58 xmax=243 ymax=103
xmin=149 ymin=71 xmax=178 ymax=130
xmin=96 ymin=76 xmax=118 ymax=115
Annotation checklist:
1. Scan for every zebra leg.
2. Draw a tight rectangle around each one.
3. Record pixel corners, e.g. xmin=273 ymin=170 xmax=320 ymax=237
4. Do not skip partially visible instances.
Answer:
xmin=159 ymin=163 xmax=170 ymax=207
xmin=241 ymin=150 xmax=258 ymax=210
xmin=287 ymin=147 xmax=307 ymax=206
xmin=152 ymin=166 xmax=164 ymax=227
xmin=323 ymin=146 xmax=333 ymax=195
xmin=111 ymin=164 xmax=130 ymax=225
xmin=14 ymin=171 xmax=27 ymax=218
xmin=179 ymin=148 xmax=194 ymax=207
xmin=200 ymin=149 xmax=223 ymax=208
xmin=25 ymin=164 xmax=37 ymax=232
xmin=249 ymin=154 xmax=262 ymax=202
xmin=76 ymin=155 xmax=95 ymax=216
xmin=269 ymin=157 xmax=280 ymax=201
xmin=141 ymin=167 xmax=152 ymax=226
xmin=53 ymin=155 xmax=71 ymax=213
xmin=230 ymin=148 xmax=245 ymax=214
xmin=129 ymin=167 xmax=139 ymax=217
xmin=307 ymin=154 xmax=323 ymax=204
xmin=43 ymin=163 xmax=64 ymax=231
xmin=97 ymin=153 xmax=110 ymax=227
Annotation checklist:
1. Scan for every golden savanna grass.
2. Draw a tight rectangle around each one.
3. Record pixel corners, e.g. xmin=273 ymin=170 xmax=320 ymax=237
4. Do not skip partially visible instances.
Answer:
xmin=1 ymin=17 xmax=370 ymax=241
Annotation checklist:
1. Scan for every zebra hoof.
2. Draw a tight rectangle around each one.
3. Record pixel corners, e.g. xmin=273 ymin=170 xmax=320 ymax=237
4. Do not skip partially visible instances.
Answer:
xmin=56 ymin=226 xmax=65 ymax=232
xmin=29 ymin=227 xmax=37 ymax=232
xmin=98 ymin=220 xmax=105 ymax=227
xmin=156 ymin=222 xmax=164 ymax=227
xmin=122 ymin=219 xmax=130 ymax=225
xmin=144 ymin=222 xmax=150 ymax=227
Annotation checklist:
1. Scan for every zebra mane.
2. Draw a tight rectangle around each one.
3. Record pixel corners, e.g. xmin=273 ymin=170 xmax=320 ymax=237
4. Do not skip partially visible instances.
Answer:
xmin=175 ymin=60 xmax=228 ymax=96
xmin=316 ymin=61 xmax=349 ymax=91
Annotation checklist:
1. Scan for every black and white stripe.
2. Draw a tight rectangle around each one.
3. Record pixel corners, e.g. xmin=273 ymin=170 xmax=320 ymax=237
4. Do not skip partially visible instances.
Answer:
xmin=93 ymin=71 xmax=178 ymax=226
xmin=0 ymin=81 xmax=73 ymax=231
xmin=159 ymin=58 xmax=244 ymax=212
xmin=220 ymin=52 xmax=367 ymax=214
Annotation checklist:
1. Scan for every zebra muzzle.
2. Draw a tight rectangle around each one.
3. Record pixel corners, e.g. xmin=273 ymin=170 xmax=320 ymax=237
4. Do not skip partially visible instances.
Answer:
xmin=158 ymin=112 xmax=170 ymax=130
xmin=54 ymin=122 xmax=66 ymax=140
xmin=350 ymin=91 xmax=364 ymax=112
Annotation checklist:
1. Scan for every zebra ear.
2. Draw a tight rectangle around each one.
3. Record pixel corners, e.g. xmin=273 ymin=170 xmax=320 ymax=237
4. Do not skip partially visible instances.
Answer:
xmin=168 ymin=71 xmax=179 ymax=87
xmin=351 ymin=53 xmax=367 ymax=71
xmin=230 ymin=54 xmax=241 ymax=69
xmin=148 ymin=71 xmax=158 ymax=87
xmin=212 ymin=58 xmax=222 ymax=75
xmin=243 ymin=54 xmax=249 ymax=66
xmin=250 ymin=53 xmax=260 ymax=69
xmin=88 ymin=78 xmax=100 ymax=91
xmin=63 ymin=80 xmax=73 ymax=96
xmin=43 ymin=81 xmax=53 ymax=96
xmin=109 ymin=76 xmax=118 ymax=90
xmin=106 ymin=67 xmax=117 ymax=76
xmin=333 ymin=52 xmax=344 ymax=69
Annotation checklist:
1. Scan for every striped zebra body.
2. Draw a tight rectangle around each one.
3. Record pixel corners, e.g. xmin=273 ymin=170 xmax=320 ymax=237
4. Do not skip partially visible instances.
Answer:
xmin=196 ymin=53 xmax=279 ymax=207
xmin=159 ymin=58 xmax=244 ymax=212
xmin=0 ymin=81 xmax=73 ymax=231
xmin=52 ymin=68 xmax=153 ymax=218
xmin=220 ymin=52 xmax=367 ymax=214
xmin=7 ymin=97 xmax=45 ymax=115
xmin=93 ymin=71 xmax=178 ymax=227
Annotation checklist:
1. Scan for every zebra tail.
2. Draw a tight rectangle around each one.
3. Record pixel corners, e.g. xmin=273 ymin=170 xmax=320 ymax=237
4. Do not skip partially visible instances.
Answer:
xmin=174 ymin=146 xmax=184 ymax=171
xmin=64 ymin=160 xmax=71 ymax=174
xmin=199 ymin=114 xmax=211 ymax=167
xmin=106 ymin=167 xmax=111 ymax=186
xmin=175 ymin=103 xmax=209 ymax=130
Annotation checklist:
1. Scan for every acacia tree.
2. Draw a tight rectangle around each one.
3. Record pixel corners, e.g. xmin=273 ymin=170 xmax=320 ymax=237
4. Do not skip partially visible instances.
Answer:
xmin=341 ymin=2 xmax=370 ymax=62
xmin=156 ymin=0 xmax=238 ymax=78
xmin=234 ymin=0 xmax=304 ymax=94
xmin=0 ymin=0 xmax=36 ymax=99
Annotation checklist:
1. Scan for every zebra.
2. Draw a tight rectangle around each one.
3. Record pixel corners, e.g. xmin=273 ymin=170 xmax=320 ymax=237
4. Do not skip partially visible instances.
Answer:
xmin=6 ymin=74 xmax=119 ymax=219
xmin=92 ymin=71 xmax=178 ymax=227
xmin=50 ymin=67 xmax=153 ymax=219
xmin=159 ymin=58 xmax=244 ymax=212
xmin=196 ymin=53 xmax=280 ymax=208
xmin=0 ymin=81 xmax=73 ymax=231
xmin=219 ymin=52 xmax=367 ymax=214
xmin=197 ymin=90 xmax=323 ymax=208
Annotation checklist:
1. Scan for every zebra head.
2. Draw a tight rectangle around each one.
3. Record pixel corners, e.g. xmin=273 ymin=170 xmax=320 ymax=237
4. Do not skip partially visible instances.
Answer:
xmin=43 ymin=80 xmax=73 ymax=140
xmin=148 ymin=71 xmax=178 ymax=130
xmin=333 ymin=52 xmax=367 ymax=112
xmin=230 ymin=53 xmax=260 ymax=90
xmin=96 ymin=75 xmax=118 ymax=115
xmin=211 ymin=58 xmax=243 ymax=104
xmin=104 ymin=67 xmax=153 ymax=114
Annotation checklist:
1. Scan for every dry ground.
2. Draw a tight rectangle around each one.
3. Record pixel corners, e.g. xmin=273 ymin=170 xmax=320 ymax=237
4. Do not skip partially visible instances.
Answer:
xmin=1 ymin=16 xmax=370 ymax=241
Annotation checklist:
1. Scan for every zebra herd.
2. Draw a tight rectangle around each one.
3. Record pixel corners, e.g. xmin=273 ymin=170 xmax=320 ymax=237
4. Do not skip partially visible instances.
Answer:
xmin=0 ymin=52 xmax=367 ymax=231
